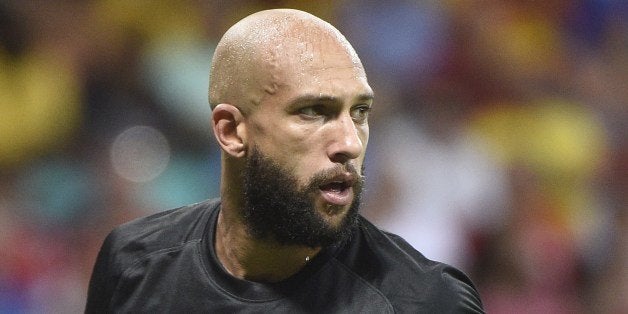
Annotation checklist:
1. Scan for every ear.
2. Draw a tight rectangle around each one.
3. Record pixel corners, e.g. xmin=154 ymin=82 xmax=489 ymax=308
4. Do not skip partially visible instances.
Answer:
xmin=211 ymin=104 xmax=247 ymax=158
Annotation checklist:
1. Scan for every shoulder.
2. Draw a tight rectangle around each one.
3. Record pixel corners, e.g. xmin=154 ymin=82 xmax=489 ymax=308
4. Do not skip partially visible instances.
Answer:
xmin=86 ymin=198 xmax=220 ymax=312
xmin=103 ymin=198 xmax=219 ymax=273
xmin=337 ymin=217 xmax=485 ymax=312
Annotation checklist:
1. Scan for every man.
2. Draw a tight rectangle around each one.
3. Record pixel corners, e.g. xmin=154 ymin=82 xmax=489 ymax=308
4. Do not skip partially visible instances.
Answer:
xmin=86 ymin=9 xmax=484 ymax=313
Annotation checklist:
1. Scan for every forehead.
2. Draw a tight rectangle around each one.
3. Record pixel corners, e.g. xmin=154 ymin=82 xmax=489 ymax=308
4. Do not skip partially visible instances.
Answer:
xmin=288 ymin=24 xmax=362 ymax=65
xmin=272 ymin=63 xmax=371 ymax=109
xmin=269 ymin=34 xmax=370 ymax=100
xmin=278 ymin=25 xmax=362 ymax=71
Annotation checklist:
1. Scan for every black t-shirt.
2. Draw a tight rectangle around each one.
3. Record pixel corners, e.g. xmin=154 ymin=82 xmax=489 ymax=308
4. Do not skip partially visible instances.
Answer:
xmin=86 ymin=199 xmax=484 ymax=313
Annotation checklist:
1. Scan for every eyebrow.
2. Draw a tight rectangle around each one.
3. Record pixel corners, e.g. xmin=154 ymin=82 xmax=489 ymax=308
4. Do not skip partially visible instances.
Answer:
xmin=290 ymin=92 xmax=374 ymax=106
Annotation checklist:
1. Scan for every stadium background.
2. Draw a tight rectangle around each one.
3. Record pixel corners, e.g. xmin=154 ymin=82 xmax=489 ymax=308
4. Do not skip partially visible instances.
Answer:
xmin=1 ymin=0 xmax=626 ymax=312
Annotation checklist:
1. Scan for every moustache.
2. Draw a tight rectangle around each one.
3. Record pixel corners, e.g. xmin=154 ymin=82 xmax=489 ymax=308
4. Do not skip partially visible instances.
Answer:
xmin=305 ymin=163 xmax=364 ymax=192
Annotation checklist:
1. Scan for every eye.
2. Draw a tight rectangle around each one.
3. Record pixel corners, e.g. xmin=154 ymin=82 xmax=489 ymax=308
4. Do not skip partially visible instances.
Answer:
xmin=350 ymin=105 xmax=371 ymax=123
xmin=298 ymin=105 xmax=326 ymax=119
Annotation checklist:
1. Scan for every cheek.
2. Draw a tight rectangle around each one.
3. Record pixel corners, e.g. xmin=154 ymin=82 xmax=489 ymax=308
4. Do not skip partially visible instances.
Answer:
xmin=275 ymin=125 xmax=315 ymax=157
xmin=360 ymin=125 xmax=369 ymax=149
xmin=250 ymin=119 xmax=316 ymax=163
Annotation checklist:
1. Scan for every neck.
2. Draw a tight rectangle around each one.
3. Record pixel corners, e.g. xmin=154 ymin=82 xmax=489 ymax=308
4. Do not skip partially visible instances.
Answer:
xmin=214 ymin=206 xmax=321 ymax=283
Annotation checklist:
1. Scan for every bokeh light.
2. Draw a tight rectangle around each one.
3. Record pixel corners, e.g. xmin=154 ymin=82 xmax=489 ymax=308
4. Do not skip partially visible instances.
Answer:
xmin=110 ymin=125 xmax=170 ymax=183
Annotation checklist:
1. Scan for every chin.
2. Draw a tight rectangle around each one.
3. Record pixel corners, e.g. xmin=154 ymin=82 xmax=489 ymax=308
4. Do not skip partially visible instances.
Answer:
xmin=315 ymin=203 xmax=350 ymax=225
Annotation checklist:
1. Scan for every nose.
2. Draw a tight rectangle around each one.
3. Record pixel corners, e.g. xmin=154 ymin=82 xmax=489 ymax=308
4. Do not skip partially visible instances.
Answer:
xmin=327 ymin=114 xmax=364 ymax=163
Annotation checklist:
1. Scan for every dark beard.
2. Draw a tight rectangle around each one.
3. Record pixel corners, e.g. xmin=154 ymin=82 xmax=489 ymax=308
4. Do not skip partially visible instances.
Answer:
xmin=241 ymin=146 xmax=363 ymax=248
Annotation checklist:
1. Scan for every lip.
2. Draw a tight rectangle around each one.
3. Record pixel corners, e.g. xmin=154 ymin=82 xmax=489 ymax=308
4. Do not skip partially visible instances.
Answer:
xmin=318 ymin=173 xmax=356 ymax=206
xmin=320 ymin=186 xmax=353 ymax=206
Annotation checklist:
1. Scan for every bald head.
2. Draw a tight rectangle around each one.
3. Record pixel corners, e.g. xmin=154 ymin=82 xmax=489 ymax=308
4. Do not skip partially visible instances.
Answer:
xmin=208 ymin=9 xmax=364 ymax=113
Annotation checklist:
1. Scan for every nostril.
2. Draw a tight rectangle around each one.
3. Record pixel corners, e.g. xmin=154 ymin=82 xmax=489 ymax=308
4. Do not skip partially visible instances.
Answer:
xmin=328 ymin=137 xmax=362 ymax=162
xmin=330 ymin=152 xmax=351 ymax=164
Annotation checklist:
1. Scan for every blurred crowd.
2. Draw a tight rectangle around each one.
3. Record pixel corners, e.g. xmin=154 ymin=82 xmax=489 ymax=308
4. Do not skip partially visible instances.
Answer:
xmin=0 ymin=0 xmax=626 ymax=312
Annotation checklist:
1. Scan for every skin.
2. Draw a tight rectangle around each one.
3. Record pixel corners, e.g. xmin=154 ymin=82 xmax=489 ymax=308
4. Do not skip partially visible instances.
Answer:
xmin=210 ymin=9 xmax=373 ymax=282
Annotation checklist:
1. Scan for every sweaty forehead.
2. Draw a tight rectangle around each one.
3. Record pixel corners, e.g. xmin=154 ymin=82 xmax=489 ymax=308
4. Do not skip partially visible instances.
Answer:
xmin=209 ymin=9 xmax=367 ymax=110
xmin=238 ymin=12 xmax=362 ymax=68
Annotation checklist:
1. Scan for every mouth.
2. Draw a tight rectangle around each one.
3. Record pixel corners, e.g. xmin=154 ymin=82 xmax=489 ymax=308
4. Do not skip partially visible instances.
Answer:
xmin=318 ymin=174 xmax=356 ymax=206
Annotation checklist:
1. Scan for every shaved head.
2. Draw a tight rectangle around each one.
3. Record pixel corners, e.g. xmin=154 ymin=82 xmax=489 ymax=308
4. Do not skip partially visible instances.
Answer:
xmin=209 ymin=9 xmax=373 ymax=274
xmin=208 ymin=9 xmax=364 ymax=114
